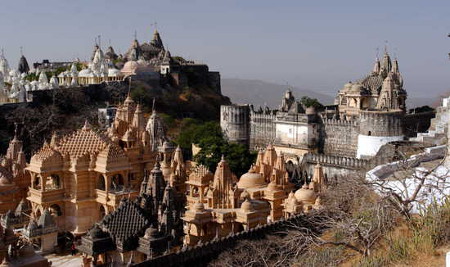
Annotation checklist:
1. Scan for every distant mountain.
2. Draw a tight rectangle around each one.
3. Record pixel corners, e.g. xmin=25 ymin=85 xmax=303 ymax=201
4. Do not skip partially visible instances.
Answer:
xmin=407 ymin=97 xmax=436 ymax=109
xmin=222 ymin=78 xmax=436 ymax=109
xmin=221 ymin=78 xmax=334 ymax=108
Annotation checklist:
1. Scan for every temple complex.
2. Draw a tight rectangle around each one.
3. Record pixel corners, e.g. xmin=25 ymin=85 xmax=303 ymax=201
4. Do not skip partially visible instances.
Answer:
xmin=78 ymin=153 xmax=187 ymax=265
xmin=182 ymin=145 xmax=313 ymax=246
xmin=25 ymin=94 xmax=164 ymax=235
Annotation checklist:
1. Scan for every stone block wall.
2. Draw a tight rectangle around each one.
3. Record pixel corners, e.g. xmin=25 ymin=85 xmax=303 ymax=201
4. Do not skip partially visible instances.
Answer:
xmin=249 ymin=110 xmax=276 ymax=150
xmin=359 ymin=110 xmax=404 ymax=137
xmin=322 ymin=119 xmax=359 ymax=157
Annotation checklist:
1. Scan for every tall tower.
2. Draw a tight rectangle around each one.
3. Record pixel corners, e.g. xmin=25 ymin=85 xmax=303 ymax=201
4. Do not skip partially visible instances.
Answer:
xmin=220 ymin=105 xmax=250 ymax=146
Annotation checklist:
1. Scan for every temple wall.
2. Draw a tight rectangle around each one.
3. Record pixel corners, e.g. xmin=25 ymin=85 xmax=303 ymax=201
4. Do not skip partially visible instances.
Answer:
xmin=322 ymin=119 xmax=359 ymax=157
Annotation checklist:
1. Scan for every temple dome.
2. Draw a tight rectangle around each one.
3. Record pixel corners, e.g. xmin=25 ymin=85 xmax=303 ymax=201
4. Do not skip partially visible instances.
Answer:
xmin=350 ymin=83 xmax=364 ymax=94
xmin=240 ymin=199 xmax=254 ymax=212
xmin=121 ymin=61 xmax=139 ymax=76
xmin=294 ymin=184 xmax=316 ymax=204
xmin=237 ymin=171 xmax=266 ymax=189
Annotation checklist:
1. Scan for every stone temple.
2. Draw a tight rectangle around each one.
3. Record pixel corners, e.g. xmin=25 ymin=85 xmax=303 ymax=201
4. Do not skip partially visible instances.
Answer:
xmin=25 ymin=94 xmax=165 ymax=235
xmin=221 ymin=50 xmax=408 ymax=163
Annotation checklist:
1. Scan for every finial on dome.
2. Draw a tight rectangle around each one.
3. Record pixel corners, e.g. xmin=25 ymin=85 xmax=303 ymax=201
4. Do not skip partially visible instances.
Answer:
xmin=82 ymin=120 xmax=91 ymax=131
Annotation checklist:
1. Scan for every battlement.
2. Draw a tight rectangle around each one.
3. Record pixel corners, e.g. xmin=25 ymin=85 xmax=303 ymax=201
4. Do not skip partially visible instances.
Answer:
xmin=322 ymin=118 xmax=359 ymax=127
xmin=359 ymin=110 xmax=404 ymax=136
xmin=303 ymin=153 xmax=369 ymax=169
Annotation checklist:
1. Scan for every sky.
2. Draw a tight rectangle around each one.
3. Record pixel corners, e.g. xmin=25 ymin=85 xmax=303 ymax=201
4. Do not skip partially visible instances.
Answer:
xmin=0 ymin=0 xmax=449 ymax=99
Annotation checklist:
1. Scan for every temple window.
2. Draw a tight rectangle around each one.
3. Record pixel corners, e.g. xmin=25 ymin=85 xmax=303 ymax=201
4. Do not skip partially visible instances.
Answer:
xmin=33 ymin=175 xmax=42 ymax=190
xmin=110 ymin=174 xmax=124 ymax=191
xmin=50 ymin=204 xmax=62 ymax=216
xmin=192 ymin=187 xmax=199 ymax=197
xmin=96 ymin=175 xmax=106 ymax=191
xmin=45 ymin=174 xmax=62 ymax=190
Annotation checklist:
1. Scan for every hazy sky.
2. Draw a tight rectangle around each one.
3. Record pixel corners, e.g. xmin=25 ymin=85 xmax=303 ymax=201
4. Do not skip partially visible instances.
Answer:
xmin=1 ymin=0 xmax=449 ymax=99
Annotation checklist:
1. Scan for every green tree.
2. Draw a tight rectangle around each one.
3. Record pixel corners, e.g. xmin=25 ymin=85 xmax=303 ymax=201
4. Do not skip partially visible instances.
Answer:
xmin=300 ymin=96 xmax=324 ymax=110
xmin=175 ymin=121 xmax=256 ymax=177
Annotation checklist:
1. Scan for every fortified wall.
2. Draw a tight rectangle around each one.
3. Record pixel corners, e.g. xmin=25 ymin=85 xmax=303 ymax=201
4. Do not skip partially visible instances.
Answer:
xmin=249 ymin=107 xmax=277 ymax=149
xmin=134 ymin=213 xmax=319 ymax=267
xmin=220 ymin=104 xmax=250 ymax=145
xmin=322 ymin=118 xmax=359 ymax=157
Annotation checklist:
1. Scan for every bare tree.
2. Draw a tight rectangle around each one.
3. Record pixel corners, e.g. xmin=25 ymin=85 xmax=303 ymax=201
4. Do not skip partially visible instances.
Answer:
xmin=367 ymin=154 xmax=450 ymax=221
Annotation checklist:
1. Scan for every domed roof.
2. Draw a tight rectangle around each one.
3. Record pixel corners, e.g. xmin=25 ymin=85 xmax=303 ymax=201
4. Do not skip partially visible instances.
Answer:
xmin=350 ymin=83 xmax=364 ymax=94
xmin=237 ymin=171 xmax=266 ymax=189
xmin=240 ymin=199 xmax=254 ymax=212
xmin=341 ymin=82 xmax=353 ymax=93
xmin=294 ymin=184 xmax=317 ymax=204
xmin=121 ymin=61 xmax=139 ymax=75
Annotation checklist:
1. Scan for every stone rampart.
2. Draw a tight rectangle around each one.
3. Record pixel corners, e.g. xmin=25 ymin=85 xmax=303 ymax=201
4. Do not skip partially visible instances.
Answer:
xmin=322 ymin=119 xmax=359 ymax=157
xmin=134 ymin=213 xmax=312 ymax=267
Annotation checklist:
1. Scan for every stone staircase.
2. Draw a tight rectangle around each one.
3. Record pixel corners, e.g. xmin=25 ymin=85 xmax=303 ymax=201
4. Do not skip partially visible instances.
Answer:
xmin=411 ymin=99 xmax=449 ymax=145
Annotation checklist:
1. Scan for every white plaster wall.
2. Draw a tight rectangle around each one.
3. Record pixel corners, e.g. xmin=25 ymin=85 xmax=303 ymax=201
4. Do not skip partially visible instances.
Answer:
xmin=443 ymin=97 xmax=449 ymax=108
xmin=356 ymin=135 xmax=404 ymax=159
xmin=276 ymin=123 xmax=309 ymax=145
